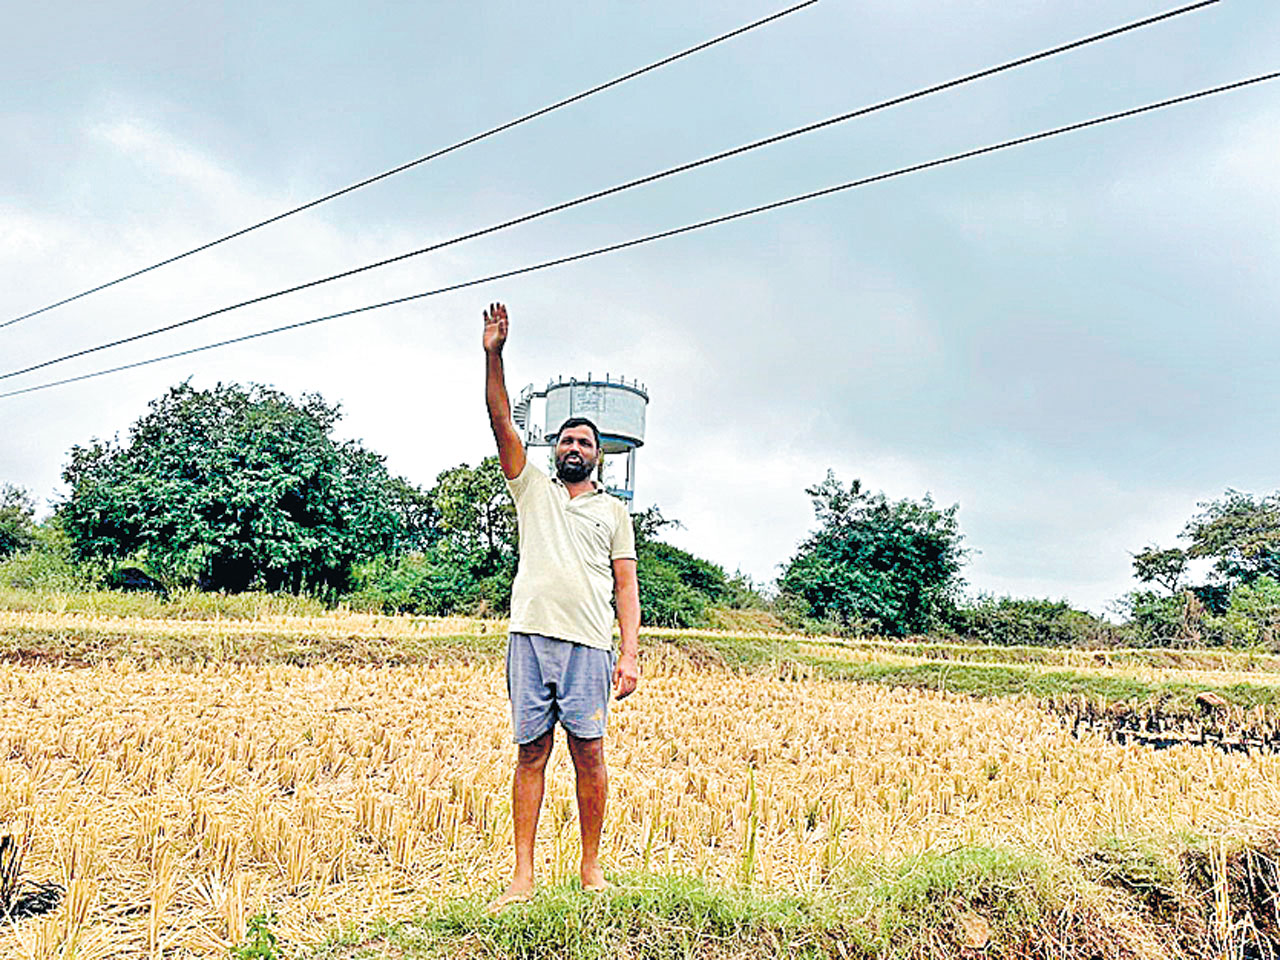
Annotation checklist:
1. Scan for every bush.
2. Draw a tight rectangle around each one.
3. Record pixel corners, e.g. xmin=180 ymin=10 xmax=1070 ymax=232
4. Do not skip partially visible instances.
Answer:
xmin=949 ymin=596 xmax=1122 ymax=648
xmin=629 ymin=508 xmax=738 ymax=629
xmin=636 ymin=552 xmax=707 ymax=628
xmin=1109 ymin=588 xmax=1280 ymax=649
xmin=345 ymin=543 xmax=513 ymax=617
xmin=1116 ymin=590 xmax=1203 ymax=647
xmin=722 ymin=570 xmax=772 ymax=611
xmin=640 ymin=542 xmax=727 ymax=603
xmin=0 ymin=485 xmax=36 ymax=560
xmin=0 ymin=522 xmax=102 ymax=591
xmin=1216 ymin=577 xmax=1280 ymax=649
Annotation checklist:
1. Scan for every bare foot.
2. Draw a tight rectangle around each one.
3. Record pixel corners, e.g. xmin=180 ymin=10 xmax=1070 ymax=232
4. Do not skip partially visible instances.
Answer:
xmin=486 ymin=880 xmax=534 ymax=914
xmin=580 ymin=863 xmax=609 ymax=892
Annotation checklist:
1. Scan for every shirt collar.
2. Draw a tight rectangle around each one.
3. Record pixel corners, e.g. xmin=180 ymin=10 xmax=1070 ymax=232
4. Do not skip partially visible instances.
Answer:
xmin=552 ymin=475 xmax=603 ymax=498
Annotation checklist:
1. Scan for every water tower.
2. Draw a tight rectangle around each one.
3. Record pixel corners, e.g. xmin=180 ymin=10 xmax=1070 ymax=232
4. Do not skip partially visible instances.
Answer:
xmin=513 ymin=374 xmax=649 ymax=509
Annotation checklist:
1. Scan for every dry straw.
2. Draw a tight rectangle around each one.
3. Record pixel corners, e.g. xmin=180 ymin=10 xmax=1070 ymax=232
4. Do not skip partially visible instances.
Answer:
xmin=0 ymin=644 xmax=1274 ymax=956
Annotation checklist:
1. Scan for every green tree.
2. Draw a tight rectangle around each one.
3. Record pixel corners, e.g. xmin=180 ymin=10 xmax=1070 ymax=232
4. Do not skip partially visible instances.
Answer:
xmin=0 ymin=485 xmax=36 ymax=559
xmin=61 ymin=382 xmax=413 ymax=593
xmin=1131 ymin=546 xmax=1188 ymax=595
xmin=1183 ymin=489 xmax=1280 ymax=586
xmin=426 ymin=456 xmax=517 ymax=613
xmin=385 ymin=476 xmax=438 ymax=553
xmin=778 ymin=472 xmax=965 ymax=636
xmin=346 ymin=457 xmax=516 ymax=616
xmin=429 ymin=457 xmax=516 ymax=563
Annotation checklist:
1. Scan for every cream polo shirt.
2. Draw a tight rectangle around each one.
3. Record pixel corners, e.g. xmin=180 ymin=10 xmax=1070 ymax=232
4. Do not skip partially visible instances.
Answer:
xmin=506 ymin=460 xmax=636 ymax=651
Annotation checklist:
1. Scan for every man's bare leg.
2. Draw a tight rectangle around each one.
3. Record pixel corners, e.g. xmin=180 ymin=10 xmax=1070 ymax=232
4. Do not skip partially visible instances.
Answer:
xmin=566 ymin=733 xmax=608 ymax=890
xmin=490 ymin=729 xmax=554 ymax=911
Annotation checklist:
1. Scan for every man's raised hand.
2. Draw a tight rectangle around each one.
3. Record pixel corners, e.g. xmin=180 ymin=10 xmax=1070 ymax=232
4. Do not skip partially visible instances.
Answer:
xmin=483 ymin=302 xmax=509 ymax=354
xmin=484 ymin=301 xmax=525 ymax=480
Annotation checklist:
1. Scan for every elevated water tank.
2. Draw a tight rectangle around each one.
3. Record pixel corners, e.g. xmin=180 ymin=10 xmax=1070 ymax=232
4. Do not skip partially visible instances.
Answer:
xmin=541 ymin=375 xmax=647 ymax=453
xmin=513 ymin=374 xmax=649 ymax=507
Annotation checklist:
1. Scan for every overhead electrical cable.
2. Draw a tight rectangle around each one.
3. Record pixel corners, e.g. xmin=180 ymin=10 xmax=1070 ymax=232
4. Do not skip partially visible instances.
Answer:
xmin=0 ymin=0 xmax=1218 ymax=383
xmin=3 ymin=72 xmax=1271 ymax=403
xmin=0 ymin=0 xmax=819 ymax=331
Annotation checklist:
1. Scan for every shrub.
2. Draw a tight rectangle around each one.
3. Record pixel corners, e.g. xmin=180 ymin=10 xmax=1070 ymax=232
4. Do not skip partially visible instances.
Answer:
xmin=949 ymin=595 xmax=1122 ymax=648
xmin=636 ymin=552 xmax=707 ymax=628
xmin=345 ymin=543 xmax=513 ymax=617
xmin=0 ymin=485 xmax=36 ymax=560
xmin=630 ymin=508 xmax=737 ymax=629
xmin=640 ymin=541 xmax=727 ymax=603
xmin=0 ymin=522 xmax=102 ymax=591
xmin=1117 ymin=590 xmax=1206 ymax=647
xmin=1215 ymin=577 xmax=1280 ymax=649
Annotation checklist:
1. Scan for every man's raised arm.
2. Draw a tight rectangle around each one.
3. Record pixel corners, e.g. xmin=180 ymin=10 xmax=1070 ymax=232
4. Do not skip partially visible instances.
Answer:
xmin=483 ymin=302 xmax=527 ymax=481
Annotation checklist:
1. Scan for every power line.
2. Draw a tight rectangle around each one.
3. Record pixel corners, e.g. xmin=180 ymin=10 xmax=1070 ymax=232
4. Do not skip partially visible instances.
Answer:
xmin=0 ymin=1 xmax=818 ymax=331
xmin=3 ymin=72 xmax=1271 ymax=403
xmin=0 ymin=0 xmax=1219 ymax=383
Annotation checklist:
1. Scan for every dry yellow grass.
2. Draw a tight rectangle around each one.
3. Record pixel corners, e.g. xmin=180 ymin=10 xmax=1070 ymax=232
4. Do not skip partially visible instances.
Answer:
xmin=0 ymin=643 xmax=1276 ymax=958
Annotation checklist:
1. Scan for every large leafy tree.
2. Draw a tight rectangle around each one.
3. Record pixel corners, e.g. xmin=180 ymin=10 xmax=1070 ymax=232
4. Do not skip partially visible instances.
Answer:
xmin=427 ymin=456 xmax=517 ymax=610
xmin=778 ymin=472 xmax=965 ymax=636
xmin=1183 ymin=489 xmax=1280 ymax=586
xmin=429 ymin=457 xmax=517 ymax=563
xmin=1130 ymin=489 xmax=1280 ymax=623
xmin=61 ymin=382 xmax=417 ymax=593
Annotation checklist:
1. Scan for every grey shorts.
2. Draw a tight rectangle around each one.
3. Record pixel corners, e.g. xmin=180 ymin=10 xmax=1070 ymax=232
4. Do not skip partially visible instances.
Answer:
xmin=506 ymin=632 xmax=615 ymax=744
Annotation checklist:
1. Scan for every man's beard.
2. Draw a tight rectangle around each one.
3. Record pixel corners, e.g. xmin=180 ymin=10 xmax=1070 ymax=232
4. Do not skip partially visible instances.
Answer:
xmin=555 ymin=454 xmax=594 ymax=483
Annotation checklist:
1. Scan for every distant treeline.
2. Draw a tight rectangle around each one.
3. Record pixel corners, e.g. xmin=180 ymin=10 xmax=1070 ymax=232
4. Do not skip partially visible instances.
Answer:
xmin=2 ymin=381 xmax=1277 ymax=649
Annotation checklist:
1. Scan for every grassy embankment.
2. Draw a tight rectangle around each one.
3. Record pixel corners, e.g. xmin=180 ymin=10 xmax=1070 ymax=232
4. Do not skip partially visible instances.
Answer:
xmin=304 ymin=838 xmax=1280 ymax=960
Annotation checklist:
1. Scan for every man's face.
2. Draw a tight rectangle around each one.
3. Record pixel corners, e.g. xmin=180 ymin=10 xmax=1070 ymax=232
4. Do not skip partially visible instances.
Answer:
xmin=555 ymin=426 xmax=598 ymax=483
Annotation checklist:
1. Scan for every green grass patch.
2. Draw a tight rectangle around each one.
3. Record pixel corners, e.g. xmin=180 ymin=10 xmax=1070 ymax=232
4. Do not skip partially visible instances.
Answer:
xmin=1079 ymin=834 xmax=1181 ymax=919
xmin=311 ymin=877 xmax=844 ymax=960
xmin=812 ymin=658 xmax=1280 ymax=712
xmin=307 ymin=849 xmax=1080 ymax=960
xmin=866 ymin=846 xmax=1061 ymax=949
xmin=292 ymin=839 xmax=1280 ymax=959
xmin=668 ymin=630 xmax=1280 ymax=674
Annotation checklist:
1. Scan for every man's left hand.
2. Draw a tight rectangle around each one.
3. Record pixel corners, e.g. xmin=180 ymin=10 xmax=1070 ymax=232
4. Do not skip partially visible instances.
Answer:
xmin=613 ymin=652 xmax=639 ymax=699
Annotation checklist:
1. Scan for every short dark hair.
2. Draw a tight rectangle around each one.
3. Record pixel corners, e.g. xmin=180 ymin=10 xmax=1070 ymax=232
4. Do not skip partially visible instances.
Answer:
xmin=556 ymin=416 xmax=600 ymax=451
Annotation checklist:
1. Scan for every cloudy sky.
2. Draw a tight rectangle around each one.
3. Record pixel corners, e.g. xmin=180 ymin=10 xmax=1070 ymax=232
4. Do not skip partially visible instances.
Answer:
xmin=2 ymin=1 xmax=1276 ymax=613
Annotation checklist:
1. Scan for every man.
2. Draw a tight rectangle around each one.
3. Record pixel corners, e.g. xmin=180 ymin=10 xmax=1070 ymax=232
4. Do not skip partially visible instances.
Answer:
xmin=482 ymin=302 xmax=641 ymax=909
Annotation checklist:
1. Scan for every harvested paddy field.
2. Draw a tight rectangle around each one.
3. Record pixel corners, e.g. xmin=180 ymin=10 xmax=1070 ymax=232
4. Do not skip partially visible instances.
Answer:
xmin=0 ymin=602 xmax=1278 ymax=958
